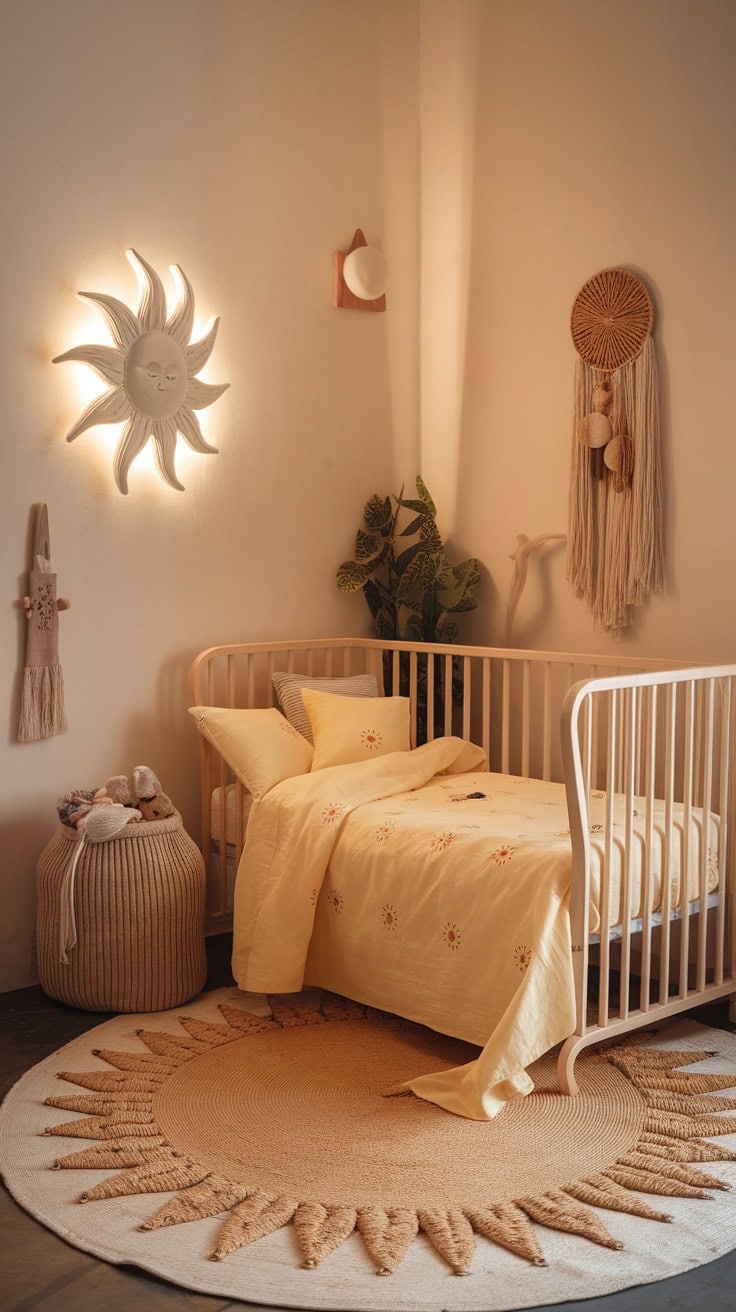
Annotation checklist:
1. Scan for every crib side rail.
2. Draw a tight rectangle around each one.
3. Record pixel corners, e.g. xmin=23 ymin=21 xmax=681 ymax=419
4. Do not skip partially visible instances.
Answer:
xmin=562 ymin=664 xmax=736 ymax=1048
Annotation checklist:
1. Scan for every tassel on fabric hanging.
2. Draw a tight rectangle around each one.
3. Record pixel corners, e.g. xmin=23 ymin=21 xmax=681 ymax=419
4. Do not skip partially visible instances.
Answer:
xmin=18 ymin=504 xmax=71 ymax=742
xmin=567 ymin=268 xmax=664 ymax=635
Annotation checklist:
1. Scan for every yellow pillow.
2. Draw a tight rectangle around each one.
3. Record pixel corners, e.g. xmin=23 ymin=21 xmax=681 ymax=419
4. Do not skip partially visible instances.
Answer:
xmin=301 ymin=689 xmax=411 ymax=770
xmin=188 ymin=706 xmax=313 ymax=800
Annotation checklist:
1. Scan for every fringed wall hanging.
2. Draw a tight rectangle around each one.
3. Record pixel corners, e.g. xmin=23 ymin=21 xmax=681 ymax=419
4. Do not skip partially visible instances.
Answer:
xmin=566 ymin=267 xmax=664 ymax=634
xmin=18 ymin=504 xmax=70 ymax=742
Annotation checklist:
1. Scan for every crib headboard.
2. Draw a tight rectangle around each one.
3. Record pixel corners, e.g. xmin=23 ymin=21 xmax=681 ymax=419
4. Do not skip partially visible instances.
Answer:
xmin=188 ymin=637 xmax=670 ymax=933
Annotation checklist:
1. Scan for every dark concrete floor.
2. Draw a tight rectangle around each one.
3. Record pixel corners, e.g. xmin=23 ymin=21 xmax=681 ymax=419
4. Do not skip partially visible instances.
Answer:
xmin=1 ymin=938 xmax=735 ymax=1312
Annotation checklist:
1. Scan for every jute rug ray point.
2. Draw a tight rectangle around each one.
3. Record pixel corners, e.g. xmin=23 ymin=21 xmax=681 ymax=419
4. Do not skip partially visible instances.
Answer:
xmin=2 ymin=987 xmax=736 ymax=1312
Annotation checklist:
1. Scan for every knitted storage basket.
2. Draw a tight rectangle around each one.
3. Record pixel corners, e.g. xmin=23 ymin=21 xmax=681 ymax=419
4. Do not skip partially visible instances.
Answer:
xmin=36 ymin=813 xmax=207 ymax=1012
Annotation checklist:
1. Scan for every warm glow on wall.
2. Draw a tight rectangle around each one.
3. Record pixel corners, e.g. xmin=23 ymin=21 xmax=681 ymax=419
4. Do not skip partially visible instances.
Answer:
xmin=53 ymin=250 xmax=229 ymax=495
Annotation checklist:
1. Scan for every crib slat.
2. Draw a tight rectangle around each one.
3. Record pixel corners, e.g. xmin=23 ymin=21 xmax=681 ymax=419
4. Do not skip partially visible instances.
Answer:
xmin=590 ymin=667 xmax=599 ymax=791
xmin=444 ymin=655 xmax=453 ymax=736
xmin=521 ymin=661 xmax=530 ymax=777
xmin=697 ymin=680 xmax=715 ymax=992
xmin=246 ymin=656 xmax=255 ymax=709
xmin=410 ymin=651 xmax=418 ymax=746
xmin=679 ymin=681 xmax=695 ymax=1000
xmin=659 ymin=684 xmax=676 ymax=1007
xmin=427 ymin=653 xmax=436 ymax=743
xmin=640 ymin=685 xmax=657 ymax=1011
xmin=599 ymin=689 xmax=617 ymax=1027
xmin=581 ymin=694 xmax=592 ymax=800
xmin=715 ymin=678 xmax=732 ymax=984
xmin=481 ymin=658 xmax=491 ymax=762
xmin=543 ymin=663 xmax=552 ymax=781
xmin=619 ymin=688 xmax=637 ymax=1020
xmin=217 ymin=743 xmax=228 ymax=917
xmin=463 ymin=656 xmax=472 ymax=743
xmin=502 ymin=660 xmax=510 ymax=774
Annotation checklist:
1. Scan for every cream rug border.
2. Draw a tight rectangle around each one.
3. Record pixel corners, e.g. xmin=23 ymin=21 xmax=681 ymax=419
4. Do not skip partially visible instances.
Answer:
xmin=1 ymin=988 xmax=735 ymax=1312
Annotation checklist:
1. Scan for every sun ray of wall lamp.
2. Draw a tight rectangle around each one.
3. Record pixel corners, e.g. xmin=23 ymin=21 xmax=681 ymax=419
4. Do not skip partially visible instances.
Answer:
xmin=53 ymin=249 xmax=229 ymax=495
xmin=333 ymin=229 xmax=388 ymax=312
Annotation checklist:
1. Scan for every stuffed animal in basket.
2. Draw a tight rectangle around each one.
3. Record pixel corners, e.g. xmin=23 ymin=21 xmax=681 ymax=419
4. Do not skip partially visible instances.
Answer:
xmin=132 ymin=765 xmax=177 ymax=821
xmin=92 ymin=765 xmax=176 ymax=823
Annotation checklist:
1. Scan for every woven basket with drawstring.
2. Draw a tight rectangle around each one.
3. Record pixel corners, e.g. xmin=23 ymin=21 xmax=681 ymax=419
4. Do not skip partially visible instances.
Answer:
xmin=36 ymin=814 xmax=207 ymax=1012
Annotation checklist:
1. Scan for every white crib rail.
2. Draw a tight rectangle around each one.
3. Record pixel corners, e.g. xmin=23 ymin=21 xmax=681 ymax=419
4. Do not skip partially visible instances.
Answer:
xmin=559 ymin=664 xmax=736 ymax=1092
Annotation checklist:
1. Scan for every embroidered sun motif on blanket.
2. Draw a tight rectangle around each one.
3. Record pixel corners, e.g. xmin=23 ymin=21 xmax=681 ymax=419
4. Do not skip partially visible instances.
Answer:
xmin=41 ymin=996 xmax=736 ymax=1278
xmin=491 ymin=844 xmax=515 ymax=865
xmin=514 ymin=944 xmax=532 ymax=973
xmin=375 ymin=821 xmax=396 ymax=844
xmin=325 ymin=886 xmax=344 ymax=914
xmin=321 ymin=802 xmax=346 ymax=825
xmin=443 ymin=921 xmax=462 ymax=950
xmin=381 ymin=903 xmax=398 ymax=930
xmin=430 ymin=831 xmax=457 ymax=853
xmin=360 ymin=728 xmax=382 ymax=751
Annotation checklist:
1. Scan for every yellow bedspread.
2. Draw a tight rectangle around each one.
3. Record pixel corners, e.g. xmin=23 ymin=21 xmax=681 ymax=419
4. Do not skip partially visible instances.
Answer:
xmin=231 ymin=737 xmax=577 ymax=1120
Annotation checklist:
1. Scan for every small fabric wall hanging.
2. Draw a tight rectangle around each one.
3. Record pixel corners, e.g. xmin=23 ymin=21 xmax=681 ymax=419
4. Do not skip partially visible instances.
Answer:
xmin=566 ymin=267 xmax=664 ymax=634
xmin=18 ymin=504 xmax=70 ymax=742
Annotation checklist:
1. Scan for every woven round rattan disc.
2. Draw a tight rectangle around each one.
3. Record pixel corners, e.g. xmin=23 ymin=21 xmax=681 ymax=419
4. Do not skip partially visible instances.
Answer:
xmin=571 ymin=268 xmax=653 ymax=372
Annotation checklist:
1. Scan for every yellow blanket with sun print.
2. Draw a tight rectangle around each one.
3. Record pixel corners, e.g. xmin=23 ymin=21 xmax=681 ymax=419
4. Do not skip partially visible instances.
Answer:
xmin=231 ymin=736 xmax=576 ymax=1121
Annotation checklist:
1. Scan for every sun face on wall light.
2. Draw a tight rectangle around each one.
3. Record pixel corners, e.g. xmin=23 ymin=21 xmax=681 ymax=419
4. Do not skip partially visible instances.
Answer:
xmin=53 ymin=249 xmax=229 ymax=494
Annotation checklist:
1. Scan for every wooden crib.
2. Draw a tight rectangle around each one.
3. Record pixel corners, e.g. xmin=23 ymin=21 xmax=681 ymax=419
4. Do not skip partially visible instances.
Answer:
xmin=189 ymin=638 xmax=736 ymax=1089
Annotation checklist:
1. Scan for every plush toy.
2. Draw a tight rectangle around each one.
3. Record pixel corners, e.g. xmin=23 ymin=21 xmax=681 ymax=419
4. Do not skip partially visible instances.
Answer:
xmin=98 ymin=774 xmax=133 ymax=806
xmin=132 ymin=765 xmax=177 ymax=821
xmin=81 ymin=801 xmax=142 ymax=838
xmin=92 ymin=765 xmax=176 ymax=822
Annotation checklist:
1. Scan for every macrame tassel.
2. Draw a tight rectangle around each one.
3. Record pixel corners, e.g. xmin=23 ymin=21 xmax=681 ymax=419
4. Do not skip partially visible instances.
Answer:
xmin=18 ymin=664 xmax=68 ymax=742
xmin=567 ymin=335 xmax=664 ymax=634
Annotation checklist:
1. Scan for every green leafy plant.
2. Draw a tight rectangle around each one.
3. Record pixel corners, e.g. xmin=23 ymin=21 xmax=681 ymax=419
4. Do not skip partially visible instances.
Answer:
xmin=336 ymin=476 xmax=480 ymax=642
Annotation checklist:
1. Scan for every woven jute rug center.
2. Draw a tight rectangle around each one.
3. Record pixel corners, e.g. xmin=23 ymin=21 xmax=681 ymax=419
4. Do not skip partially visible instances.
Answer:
xmin=156 ymin=1020 xmax=644 ymax=1209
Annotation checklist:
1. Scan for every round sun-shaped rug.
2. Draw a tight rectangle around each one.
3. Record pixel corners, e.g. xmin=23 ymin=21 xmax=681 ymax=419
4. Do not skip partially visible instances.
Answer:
xmin=2 ymin=988 xmax=736 ymax=1311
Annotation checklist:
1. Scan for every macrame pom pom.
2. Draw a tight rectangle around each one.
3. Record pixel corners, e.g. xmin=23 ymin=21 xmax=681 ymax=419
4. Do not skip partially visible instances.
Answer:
xmin=577 ymin=412 xmax=612 ymax=449
xmin=591 ymin=382 xmax=612 ymax=414
xmin=603 ymin=434 xmax=635 ymax=492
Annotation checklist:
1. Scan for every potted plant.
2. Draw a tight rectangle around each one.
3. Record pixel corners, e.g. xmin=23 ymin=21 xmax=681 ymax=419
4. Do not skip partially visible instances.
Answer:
xmin=336 ymin=477 xmax=481 ymax=737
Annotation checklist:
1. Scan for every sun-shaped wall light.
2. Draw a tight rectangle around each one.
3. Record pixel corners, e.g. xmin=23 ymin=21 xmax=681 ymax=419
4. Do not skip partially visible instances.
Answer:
xmin=53 ymin=250 xmax=229 ymax=494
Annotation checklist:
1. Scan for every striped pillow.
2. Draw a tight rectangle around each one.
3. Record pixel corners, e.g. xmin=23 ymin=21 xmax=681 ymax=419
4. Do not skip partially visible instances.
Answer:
xmin=272 ymin=671 xmax=378 ymax=743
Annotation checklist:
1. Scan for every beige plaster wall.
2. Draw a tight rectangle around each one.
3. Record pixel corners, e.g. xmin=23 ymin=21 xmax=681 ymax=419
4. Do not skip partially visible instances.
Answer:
xmin=0 ymin=0 xmax=420 ymax=990
xmin=421 ymin=0 xmax=736 ymax=661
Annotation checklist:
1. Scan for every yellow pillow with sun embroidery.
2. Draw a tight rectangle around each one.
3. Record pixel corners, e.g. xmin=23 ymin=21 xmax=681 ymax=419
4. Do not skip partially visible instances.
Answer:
xmin=188 ymin=706 xmax=313 ymax=800
xmin=301 ymin=689 xmax=411 ymax=770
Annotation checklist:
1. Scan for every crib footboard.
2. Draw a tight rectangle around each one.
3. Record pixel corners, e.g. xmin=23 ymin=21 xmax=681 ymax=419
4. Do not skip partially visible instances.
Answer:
xmin=560 ymin=663 xmax=736 ymax=1093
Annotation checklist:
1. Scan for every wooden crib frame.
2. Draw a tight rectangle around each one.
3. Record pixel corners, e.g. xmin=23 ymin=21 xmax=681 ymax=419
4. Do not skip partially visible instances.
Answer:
xmin=189 ymin=638 xmax=736 ymax=1090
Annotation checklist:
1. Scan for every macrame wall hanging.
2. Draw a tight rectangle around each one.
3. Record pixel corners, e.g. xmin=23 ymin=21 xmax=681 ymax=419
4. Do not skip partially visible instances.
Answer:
xmin=566 ymin=267 xmax=664 ymax=634
xmin=18 ymin=504 xmax=70 ymax=742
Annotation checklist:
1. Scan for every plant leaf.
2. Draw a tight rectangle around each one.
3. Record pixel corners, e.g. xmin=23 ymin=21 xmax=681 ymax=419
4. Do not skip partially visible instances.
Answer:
xmin=336 ymin=560 xmax=373 ymax=593
xmin=394 ymin=541 xmax=423 ymax=577
xmin=399 ymin=514 xmax=425 ymax=537
xmin=354 ymin=529 xmax=386 ymax=563
xmin=374 ymin=603 xmax=398 ymax=639
xmin=363 ymin=495 xmax=392 ymax=530
xmin=400 ymin=611 xmax=425 ymax=642
xmin=437 ymin=558 xmax=481 ymax=612
xmin=397 ymin=498 xmax=430 ymax=515
xmin=416 ymin=475 xmax=437 ymax=517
